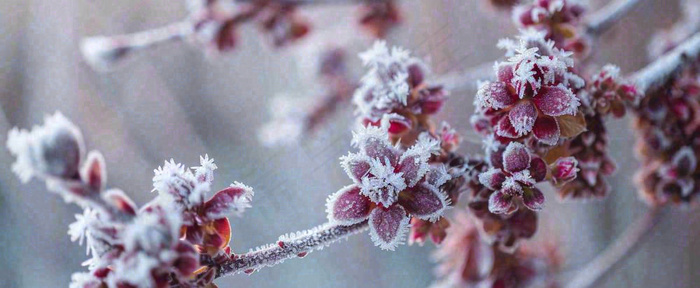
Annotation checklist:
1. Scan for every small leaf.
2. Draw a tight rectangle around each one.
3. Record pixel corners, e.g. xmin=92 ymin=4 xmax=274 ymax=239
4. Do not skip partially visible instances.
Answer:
xmin=558 ymin=113 xmax=587 ymax=138
xmin=369 ymin=205 xmax=410 ymax=250
xmin=81 ymin=151 xmax=106 ymax=192
xmin=326 ymin=185 xmax=372 ymax=225
xmin=102 ymin=189 xmax=136 ymax=215
xmin=204 ymin=183 xmax=254 ymax=219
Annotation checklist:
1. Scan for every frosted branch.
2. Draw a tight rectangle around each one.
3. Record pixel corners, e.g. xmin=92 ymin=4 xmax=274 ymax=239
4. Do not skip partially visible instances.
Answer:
xmin=565 ymin=206 xmax=664 ymax=288
xmin=215 ymin=222 xmax=369 ymax=278
xmin=630 ymin=32 xmax=700 ymax=94
xmin=585 ymin=0 xmax=646 ymax=36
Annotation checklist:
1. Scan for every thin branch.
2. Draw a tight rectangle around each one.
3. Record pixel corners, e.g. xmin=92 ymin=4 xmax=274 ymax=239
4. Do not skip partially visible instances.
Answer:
xmin=432 ymin=0 xmax=647 ymax=92
xmin=585 ymin=0 xmax=646 ymax=36
xmin=630 ymin=32 xmax=700 ymax=94
xmin=215 ymin=221 xmax=369 ymax=278
xmin=81 ymin=21 xmax=194 ymax=70
xmin=564 ymin=206 xmax=664 ymax=288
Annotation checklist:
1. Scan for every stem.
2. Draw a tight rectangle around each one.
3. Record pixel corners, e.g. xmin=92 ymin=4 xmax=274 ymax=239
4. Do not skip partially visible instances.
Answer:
xmin=630 ymin=32 xmax=700 ymax=94
xmin=215 ymin=221 xmax=369 ymax=278
xmin=585 ymin=0 xmax=645 ymax=36
xmin=564 ymin=206 xmax=664 ymax=288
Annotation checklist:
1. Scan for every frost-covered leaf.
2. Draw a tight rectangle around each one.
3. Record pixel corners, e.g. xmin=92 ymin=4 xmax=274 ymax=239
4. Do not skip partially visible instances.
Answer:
xmin=340 ymin=153 xmax=371 ymax=184
xmin=425 ymin=165 xmax=451 ymax=188
xmin=326 ymin=185 xmax=372 ymax=225
xmin=495 ymin=116 xmax=519 ymax=138
xmin=488 ymin=192 xmax=514 ymax=214
xmin=369 ymin=204 xmax=410 ymax=250
xmin=502 ymin=142 xmax=531 ymax=174
xmin=478 ymin=168 xmax=506 ymax=191
xmin=534 ymin=85 xmax=579 ymax=117
xmin=204 ymin=182 xmax=254 ymax=219
xmin=529 ymin=156 xmax=548 ymax=182
xmin=533 ymin=115 xmax=560 ymax=145
xmin=399 ymin=184 xmax=449 ymax=222
xmin=476 ymin=81 xmax=516 ymax=110
xmin=508 ymin=100 xmax=537 ymax=136
xmin=102 ymin=188 xmax=137 ymax=216
xmin=522 ymin=187 xmax=545 ymax=211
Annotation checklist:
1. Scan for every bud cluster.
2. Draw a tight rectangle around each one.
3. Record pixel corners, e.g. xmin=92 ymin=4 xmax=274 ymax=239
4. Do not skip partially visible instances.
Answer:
xmin=7 ymin=113 xmax=255 ymax=287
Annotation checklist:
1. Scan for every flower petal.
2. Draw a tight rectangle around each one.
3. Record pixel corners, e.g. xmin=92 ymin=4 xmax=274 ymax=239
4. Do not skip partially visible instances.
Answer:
xmin=503 ymin=142 xmax=531 ymax=173
xmin=398 ymin=153 xmax=430 ymax=188
xmin=533 ymin=85 xmax=579 ymax=116
xmin=326 ymin=185 xmax=372 ymax=225
xmin=369 ymin=204 xmax=410 ymax=250
xmin=508 ymin=101 xmax=537 ymax=136
xmin=522 ymin=187 xmax=545 ymax=211
xmin=533 ymin=115 xmax=560 ymax=145
xmin=488 ymin=192 xmax=514 ymax=214
xmin=399 ymin=184 xmax=449 ymax=222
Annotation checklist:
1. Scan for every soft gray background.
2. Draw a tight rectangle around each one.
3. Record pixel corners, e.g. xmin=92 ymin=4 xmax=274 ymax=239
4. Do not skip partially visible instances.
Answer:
xmin=0 ymin=0 xmax=698 ymax=287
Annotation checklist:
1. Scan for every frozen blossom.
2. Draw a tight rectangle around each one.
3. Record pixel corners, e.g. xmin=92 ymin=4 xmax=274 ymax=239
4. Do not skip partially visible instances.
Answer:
xmin=328 ymin=120 xmax=450 ymax=250
xmin=353 ymin=41 xmax=447 ymax=132
xmin=473 ymin=31 xmax=585 ymax=145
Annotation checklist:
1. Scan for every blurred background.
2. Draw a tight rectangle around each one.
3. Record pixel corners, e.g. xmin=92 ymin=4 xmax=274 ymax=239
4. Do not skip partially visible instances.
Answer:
xmin=0 ymin=0 xmax=698 ymax=287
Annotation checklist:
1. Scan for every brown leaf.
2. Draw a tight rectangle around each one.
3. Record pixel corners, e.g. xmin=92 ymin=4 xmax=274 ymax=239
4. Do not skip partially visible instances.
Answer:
xmin=557 ymin=113 xmax=587 ymax=138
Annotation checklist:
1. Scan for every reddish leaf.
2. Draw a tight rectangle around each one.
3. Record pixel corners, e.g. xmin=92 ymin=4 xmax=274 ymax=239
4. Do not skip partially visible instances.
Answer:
xmin=326 ymin=185 xmax=372 ymax=225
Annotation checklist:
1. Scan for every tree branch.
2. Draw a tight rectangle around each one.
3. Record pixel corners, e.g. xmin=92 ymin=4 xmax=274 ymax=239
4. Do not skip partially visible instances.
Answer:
xmin=215 ymin=221 xmax=369 ymax=278
xmin=564 ymin=206 xmax=664 ymax=288
xmin=585 ymin=0 xmax=646 ymax=36
xmin=630 ymin=32 xmax=700 ymax=94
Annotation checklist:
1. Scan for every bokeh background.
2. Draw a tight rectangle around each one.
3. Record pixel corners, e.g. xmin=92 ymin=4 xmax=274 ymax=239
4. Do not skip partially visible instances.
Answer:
xmin=1 ymin=0 xmax=698 ymax=287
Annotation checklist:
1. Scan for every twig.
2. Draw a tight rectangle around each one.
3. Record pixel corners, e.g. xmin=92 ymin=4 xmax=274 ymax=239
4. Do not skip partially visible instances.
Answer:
xmin=564 ymin=206 xmax=664 ymax=288
xmin=630 ymin=32 xmax=700 ymax=94
xmin=215 ymin=221 xmax=369 ymax=278
xmin=585 ymin=0 xmax=646 ymax=36
xmin=81 ymin=21 xmax=194 ymax=71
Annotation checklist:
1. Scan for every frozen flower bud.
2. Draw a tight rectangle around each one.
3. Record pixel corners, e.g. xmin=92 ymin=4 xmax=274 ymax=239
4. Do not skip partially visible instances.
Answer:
xmin=478 ymin=142 xmax=547 ymax=214
xmin=475 ymin=30 xmax=585 ymax=146
xmin=513 ymin=0 xmax=589 ymax=57
xmin=558 ymin=113 xmax=617 ymax=199
xmin=432 ymin=210 xmax=561 ymax=288
xmin=587 ymin=64 xmax=641 ymax=117
xmin=328 ymin=123 xmax=450 ymax=250
xmin=7 ymin=112 xmax=85 ymax=183
xmin=358 ymin=0 xmax=401 ymax=38
xmin=464 ymin=158 xmax=538 ymax=252
xmin=551 ymin=156 xmax=579 ymax=185
xmin=353 ymin=41 xmax=447 ymax=137
xmin=408 ymin=217 xmax=450 ymax=246
xmin=633 ymin=65 xmax=700 ymax=205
